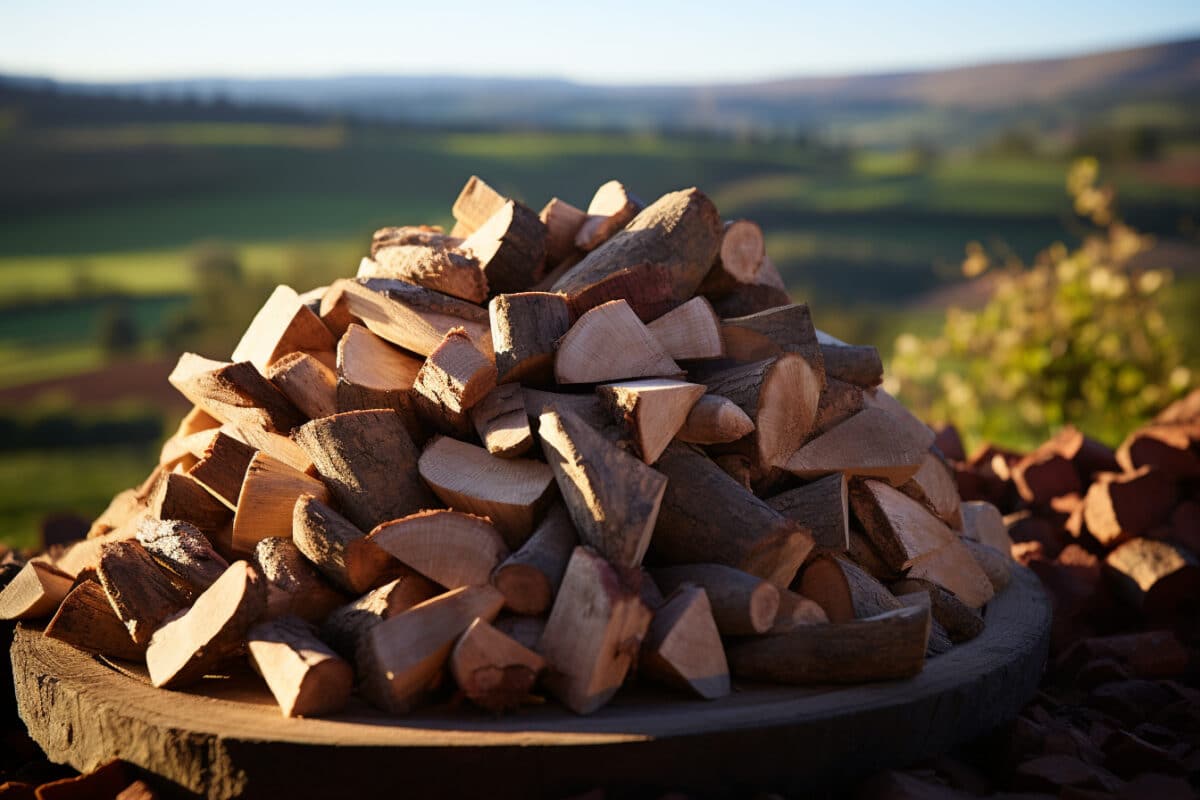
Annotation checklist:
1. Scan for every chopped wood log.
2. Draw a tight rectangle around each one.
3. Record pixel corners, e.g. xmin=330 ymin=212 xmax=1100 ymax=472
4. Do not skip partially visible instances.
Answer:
xmin=769 ymin=588 xmax=829 ymax=633
xmin=35 ymin=530 xmax=136 ymax=581
xmin=147 ymin=471 xmax=232 ymax=540
xmin=597 ymin=378 xmax=705 ymax=464
xmin=797 ymin=555 xmax=902 ymax=623
xmin=146 ymin=560 xmax=267 ymax=688
xmin=460 ymin=200 xmax=548 ymax=294
xmin=450 ymin=617 xmax=546 ymax=711
xmin=698 ymin=219 xmax=766 ymax=296
xmin=247 ymin=615 xmax=353 ymax=717
xmin=809 ymin=377 xmax=865 ymax=440
xmin=169 ymin=353 xmax=305 ymax=434
xmin=1011 ymin=446 xmax=1082 ymax=509
xmin=849 ymin=479 xmax=956 ymax=570
xmin=370 ymin=224 xmax=460 ymax=256
xmin=175 ymin=405 xmax=221 ymax=438
xmin=960 ymin=500 xmax=1013 ymax=557
xmin=538 ymin=409 xmax=666 ymax=567
xmin=319 ymin=570 xmax=440 ymax=659
xmin=230 ymin=452 xmax=329 ymax=554
xmin=231 ymin=285 xmax=337 ymax=374
xmin=653 ymin=443 xmax=814 ymax=586
xmin=418 ymin=436 xmax=557 ymax=548
xmin=44 ymin=580 xmax=144 ymax=661
xmin=358 ymin=585 xmax=505 ymax=713
xmin=555 ymin=300 xmax=681 ymax=384
xmin=253 ymin=537 xmax=346 ymax=622
xmin=361 ymin=245 xmax=488 ymax=304
xmin=1083 ymin=467 xmax=1179 ymax=546
xmin=493 ymin=614 xmax=547 ymax=652
xmin=1104 ymin=538 xmax=1200 ymax=616
xmin=489 ymin=292 xmax=573 ymax=385
xmin=159 ymin=428 xmax=215 ymax=473
xmin=713 ymin=452 xmax=755 ymax=491
xmin=905 ymin=538 xmax=995 ymax=609
xmin=413 ymin=327 xmax=498 ymax=433
xmin=136 ymin=518 xmax=229 ymax=596
xmin=899 ymin=451 xmax=964 ymax=529
xmin=894 ymin=590 xmax=952 ymax=656
xmin=450 ymin=175 xmax=507 ymax=237
xmin=369 ymin=510 xmax=510 ymax=590
xmin=552 ymin=187 xmax=724 ymax=321
xmin=703 ymin=353 xmax=822 ymax=470
xmin=96 ymin=540 xmax=187 ymax=645
xmin=890 ymin=578 xmax=984 ymax=643
xmin=87 ymin=487 xmax=147 ymax=539
xmin=266 ymin=351 xmax=338 ymax=421
xmin=650 ymin=563 xmax=779 ymax=635
xmin=335 ymin=323 xmax=422 ymax=422
xmin=322 ymin=278 xmax=492 ymax=359
xmin=294 ymin=409 xmax=433 ymax=532
xmin=728 ymin=604 xmax=930 ymax=685
xmin=961 ymin=538 xmax=1012 ymax=592
xmin=1116 ymin=423 xmax=1200 ymax=479
xmin=819 ymin=340 xmax=883 ymax=388
xmin=934 ymin=425 xmax=967 ymax=462
xmin=221 ymin=421 xmax=314 ymax=476
xmin=491 ymin=502 xmax=578 ymax=615
xmin=0 ymin=561 xmax=73 ymax=620
xmin=645 ymin=297 xmax=724 ymax=361
xmin=186 ymin=432 xmax=256 ymax=510
xmin=675 ymin=393 xmax=755 ymax=445
xmin=471 ymin=383 xmax=534 ymax=458
xmin=720 ymin=304 xmax=821 ymax=367
xmin=862 ymin=388 xmax=937 ymax=452
xmin=785 ymin=408 xmax=926 ymax=485
xmin=522 ymin=387 xmax=620 ymax=438
xmin=540 ymin=197 xmax=587 ymax=265
xmin=574 ymin=180 xmax=643 ymax=251
xmin=708 ymin=281 xmax=792 ymax=319
xmin=538 ymin=547 xmax=652 ymax=714
xmin=641 ymin=585 xmax=730 ymax=699
xmin=767 ymin=473 xmax=850 ymax=552
xmin=292 ymin=494 xmax=396 ymax=595
xmin=846 ymin=529 xmax=903 ymax=582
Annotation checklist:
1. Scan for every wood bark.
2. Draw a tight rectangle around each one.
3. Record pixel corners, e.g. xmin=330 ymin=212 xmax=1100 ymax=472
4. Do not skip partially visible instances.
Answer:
xmin=135 ymin=517 xmax=229 ymax=596
xmin=369 ymin=510 xmax=510 ymax=590
xmin=769 ymin=588 xmax=829 ymax=633
xmin=253 ymin=537 xmax=347 ymax=622
xmin=247 ymin=615 xmax=354 ymax=717
xmin=905 ymin=538 xmax=995 ymax=610
xmin=413 ymin=327 xmax=498 ymax=434
xmin=360 ymin=245 xmax=488 ymax=304
xmin=449 ymin=617 xmax=546 ymax=712
xmin=960 ymin=500 xmax=1013 ymax=557
xmin=319 ymin=570 xmax=440 ymax=660
xmin=292 ymin=493 xmax=397 ymax=595
xmin=574 ymin=180 xmax=643 ymax=251
xmin=169 ymin=353 xmax=305 ymax=434
xmin=470 ymin=383 xmax=534 ymax=458
xmin=491 ymin=502 xmax=578 ymax=615
xmin=819 ymin=342 xmax=883 ymax=388
xmin=489 ymin=292 xmax=573 ymax=385
xmin=767 ymin=473 xmax=850 ymax=552
xmin=555 ymin=300 xmax=681 ymax=385
xmin=960 ymin=538 xmax=1013 ymax=592
xmin=370 ymin=224 xmax=460 ymax=256
xmin=708 ymin=282 xmax=792 ymax=319
xmin=698 ymin=219 xmax=766 ymax=296
xmin=797 ymin=554 xmax=902 ymax=623
xmin=1116 ymin=423 xmax=1200 ymax=478
xmin=231 ymin=285 xmax=337 ymax=374
xmin=1104 ymin=538 xmax=1200 ymax=616
xmin=899 ymin=451 xmax=964 ymax=530
xmin=650 ymin=563 xmax=780 ymax=635
xmin=809 ymin=377 xmax=865 ymax=440
xmin=460 ymin=199 xmax=548 ymax=294
xmin=266 ymin=351 xmax=338 ymax=421
xmin=44 ymin=579 xmax=145 ymax=661
xmin=890 ymin=578 xmax=983 ymax=643
xmin=640 ymin=585 xmax=730 ymax=700
xmin=186 ymin=431 xmax=256 ymax=510
xmin=148 ymin=471 xmax=233 ymax=540
xmin=96 ymin=540 xmax=187 ymax=645
xmin=720 ymin=304 xmax=821 ymax=367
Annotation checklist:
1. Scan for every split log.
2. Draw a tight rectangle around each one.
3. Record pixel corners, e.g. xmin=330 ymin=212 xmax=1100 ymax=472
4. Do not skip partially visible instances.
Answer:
xmin=785 ymin=408 xmax=926 ymax=485
xmin=809 ymin=378 xmax=865 ymax=440
xmin=538 ymin=408 xmax=667 ymax=567
xmin=899 ymin=451 xmax=963 ymax=529
xmin=720 ymin=304 xmax=821 ymax=367
xmin=294 ymin=409 xmax=433 ymax=532
xmin=890 ymin=578 xmax=984 ymax=643
xmin=1011 ymin=445 xmax=1082 ymax=509
xmin=231 ymin=452 xmax=329 ymax=554
xmin=727 ymin=604 xmax=930 ymax=684
xmin=961 ymin=538 xmax=1012 ymax=592
xmin=0 ymin=561 xmax=74 ymax=620
xmin=698 ymin=219 xmax=766 ymax=296
xmin=361 ymin=245 xmax=488 ymax=304
xmin=370 ymin=224 xmax=460 ymax=256
xmin=413 ymin=327 xmax=498 ymax=433
xmin=555 ymin=300 xmax=681 ymax=384
xmin=253 ymin=537 xmax=347 ymax=622
xmin=905 ymin=538 xmax=995 ymax=609
xmin=335 ymin=323 xmax=421 ymax=420
xmin=849 ymin=479 xmax=956 ymax=570
xmin=552 ymin=187 xmax=724 ymax=320
xmin=460 ymin=200 xmax=548 ymax=295
xmin=470 ymin=383 xmax=534 ymax=458
xmin=292 ymin=494 xmax=396 ymax=595
xmin=450 ymin=175 xmax=507 ymax=237
xmin=539 ymin=197 xmax=587 ymax=265
xmin=96 ymin=540 xmax=187 ymax=645
xmin=87 ymin=486 xmax=149 ymax=539
xmin=653 ymin=443 xmax=813 ymax=586
xmin=247 ymin=615 xmax=353 ymax=717
xmin=35 ymin=530 xmax=136 ymax=581
xmin=1105 ymin=538 xmax=1200 ymax=616
xmin=358 ymin=585 xmax=505 ymax=713
xmin=1083 ymin=467 xmax=1179 ymax=546
xmin=640 ymin=585 xmax=730 ymax=699
xmin=491 ymin=502 xmax=578 ymax=615
xmin=169 ymin=353 xmax=305 ymax=434
xmin=369 ymin=510 xmax=510 ymax=590
xmin=862 ymin=388 xmax=937 ymax=451
xmin=846 ymin=529 xmax=903 ymax=582
xmin=148 ymin=471 xmax=232 ymax=540
xmin=960 ymin=500 xmax=1013 ymax=557
xmin=493 ymin=614 xmax=547 ymax=651
xmin=818 ymin=337 xmax=883 ymax=388
xmin=797 ymin=555 xmax=902 ymax=623
xmin=221 ymin=422 xmax=314 ymax=476
xmin=708 ymin=282 xmax=792 ymax=319
xmin=538 ymin=547 xmax=652 ymax=714
xmin=450 ymin=617 xmax=546 ymax=711
xmin=44 ymin=580 xmax=144 ymax=661
xmin=1116 ymin=424 xmax=1200 ymax=478
xmin=676 ymin=394 xmax=755 ymax=445
xmin=895 ymin=590 xmax=951 ymax=656
xmin=597 ymin=378 xmax=705 ymax=464
xmin=146 ymin=560 xmax=267 ymax=688
xmin=231 ymin=285 xmax=337 ymax=373
xmin=489 ymin=292 xmax=573 ymax=385
xmin=319 ymin=571 xmax=440 ymax=659
xmin=186 ymin=432 xmax=256 ymax=509
xmin=769 ymin=588 xmax=829 ymax=633
xmin=136 ymin=518 xmax=229 ymax=596
xmin=159 ymin=427 xmax=217 ymax=473
xmin=650 ymin=563 xmax=779 ymax=635
xmin=645 ymin=297 xmax=724 ymax=361
xmin=266 ymin=351 xmax=338 ymax=421
xmin=767 ymin=473 xmax=850 ymax=552
xmin=522 ymin=388 xmax=620 ymax=439
xmin=418 ymin=436 xmax=557 ymax=548
xmin=574 ymin=180 xmax=642 ymax=251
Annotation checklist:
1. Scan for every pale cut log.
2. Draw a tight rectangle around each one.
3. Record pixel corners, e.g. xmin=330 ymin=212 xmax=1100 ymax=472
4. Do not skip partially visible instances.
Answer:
xmin=890 ymin=578 xmax=983 ymax=643
xmin=358 ymin=585 xmax=505 ymax=713
xmin=370 ymin=224 xmax=460 ymax=256
xmin=186 ymin=432 xmax=256 ymax=509
xmin=159 ymin=428 xmax=217 ymax=472
xmin=267 ymin=351 xmax=338 ymax=421
xmin=538 ymin=409 xmax=667 ymax=568
xmin=849 ymin=479 xmax=956 ymax=571
xmin=335 ymin=323 xmax=421 ymax=423
xmin=418 ymin=436 xmax=557 ymax=548
xmin=292 ymin=494 xmax=395 ymax=595
xmin=247 ymin=615 xmax=353 ymax=718
xmin=221 ymin=422 xmax=314 ymax=476
xmin=810 ymin=377 xmax=865 ymax=440
xmin=768 ymin=473 xmax=850 ymax=552
xmin=846 ymin=529 xmax=903 ymax=582
xmin=450 ymin=175 xmax=507 ymax=236
xmin=538 ymin=547 xmax=652 ymax=715
xmin=36 ymin=530 xmax=136 ymax=581
xmin=784 ymin=408 xmax=926 ymax=485
xmin=0 ymin=561 xmax=73 ymax=620
xmin=369 ymin=510 xmax=509 ymax=590
xmin=471 ymin=383 xmax=534 ymax=458
xmin=960 ymin=500 xmax=1013 ymax=557
xmin=450 ymin=617 xmax=546 ymax=711
xmin=820 ymin=341 xmax=883 ymax=387
xmin=493 ymin=614 xmax=547 ymax=652
xmin=491 ymin=502 xmax=578 ymax=615
xmin=231 ymin=285 xmax=337 ymax=374
xmin=641 ymin=585 xmax=730 ymax=700
xmin=574 ymin=180 xmax=642 ymax=251
xmin=295 ymin=410 xmax=433 ymax=532
xmin=136 ymin=518 xmax=228 ymax=596
xmin=539 ymin=197 xmax=587 ymax=264
xmin=597 ymin=378 xmax=705 ymax=464
xmin=319 ymin=571 xmax=440 ymax=660
xmin=798 ymin=555 xmax=902 ymax=623
xmin=231 ymin=452 xmax=330 ymax=554
xmin=1117 ymin=423 xmax=1200 ymax=478
xmin=489 ymin=292 xmax=573 ymax=385
xmin=413 ymin=327 xmax=498 ymax=433
xmin=96 ymin=540 xmax=186 ymax=645
xmin=961 ymin=538 xmax=1012 ymax=592
xmin=169 ymin=353 xmax=305 ymax=434
xmin=87 ymin=487 xmax=147 ymax=539
xmin=460 ymin=199 xmax=548 ymax=294
xmin=253 ymin=537 xmax=346 ymax=622
xmin=1083 ymin=467 xmax=1179 ymax=545
xmin=698 ymin=219 xmax=766 ymax=296
xmin=727 ymin=604 xmax=930 ymax=685
xmin=900 ymin=451 xmax=964 ymax=530
xmin=769 ymin=588 xmax=829 ymax=634
xmin=653 ymin=443 xmax=814 ymax=586
xmin=720 ymin=304 xmax=821 ymax=367
xmin=555 ymin=300 xmax=681 ymax=385
xmin=863 ymin=388 xmax=937 ymax=452
xmin=361 ymin=245 xmax=488 ymax=303
xmin=676 ymin=394 xmax=755 ymax=445
xmin=146 ymin=560 xmax=267 ymax=688
xmin=44 ymin=580 xmax=144 ymax=661
xmin=175 ymin=405 xmax=221 ymax=438
xmin=905 ymin=538 xmax=995 ymax=609
xmin=644 ymin=297 xmax=724 ymax=362
xmin=321 ymin=278 xmax=491 ymax=359
xmin=1104 ymin=538 xmax=1200 ymax=615
xmin=650 ymin=564 xmax=779 ymax=636
xmin=703 ymin=353 xmax=822 ymax=470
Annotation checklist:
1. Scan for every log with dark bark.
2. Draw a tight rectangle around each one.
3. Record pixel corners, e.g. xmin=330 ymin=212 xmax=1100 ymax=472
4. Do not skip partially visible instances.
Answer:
xmin=489 ymin=292 xmax=573 ymax=385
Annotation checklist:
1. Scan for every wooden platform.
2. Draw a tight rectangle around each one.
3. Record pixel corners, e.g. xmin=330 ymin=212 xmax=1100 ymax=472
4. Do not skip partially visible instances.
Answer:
xmin=12 ymin=565 xmax=1050 ymax=800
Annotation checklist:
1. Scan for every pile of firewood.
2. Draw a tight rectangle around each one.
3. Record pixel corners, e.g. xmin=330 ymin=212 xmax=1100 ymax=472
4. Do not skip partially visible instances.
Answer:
xmin=0 ymin=177 xmax=1013 ymax=718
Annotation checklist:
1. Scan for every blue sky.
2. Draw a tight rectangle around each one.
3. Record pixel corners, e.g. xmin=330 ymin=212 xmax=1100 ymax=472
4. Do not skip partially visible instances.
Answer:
xmin=2 ymin=0 xmax=1199 ymax=84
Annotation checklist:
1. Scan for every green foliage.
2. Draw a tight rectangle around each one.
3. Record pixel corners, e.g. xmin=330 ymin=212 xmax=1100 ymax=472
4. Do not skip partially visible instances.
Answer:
xmin=889 ymin=159 xmax=1194 ymax=450
xmin=97 ymin=301 xmax=140 ymax=357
